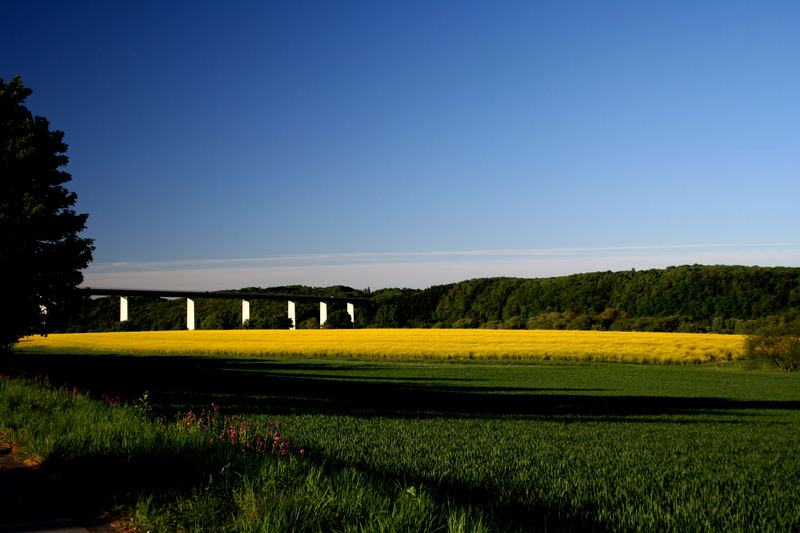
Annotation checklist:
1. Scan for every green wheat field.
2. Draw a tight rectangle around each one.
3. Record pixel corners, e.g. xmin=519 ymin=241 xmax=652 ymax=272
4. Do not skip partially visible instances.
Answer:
xmin=2 ymin=347 xmax=798 ymax=532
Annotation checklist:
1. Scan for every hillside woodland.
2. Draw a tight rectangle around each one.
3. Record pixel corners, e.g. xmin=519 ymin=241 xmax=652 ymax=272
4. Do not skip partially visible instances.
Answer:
xmin=58 ymin=265 xmax=800 ymax=334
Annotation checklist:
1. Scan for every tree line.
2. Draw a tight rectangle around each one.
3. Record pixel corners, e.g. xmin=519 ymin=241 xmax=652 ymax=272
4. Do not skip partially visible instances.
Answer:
xmin=59 ymin=265 xmax=800 ymax=334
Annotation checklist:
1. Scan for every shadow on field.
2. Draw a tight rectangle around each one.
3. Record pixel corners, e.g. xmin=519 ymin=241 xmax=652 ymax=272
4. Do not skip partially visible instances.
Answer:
xmin=0 ymin=443 xmax=216 ymax=530
xmin=5 ymin=351 xmax=799 ymax=419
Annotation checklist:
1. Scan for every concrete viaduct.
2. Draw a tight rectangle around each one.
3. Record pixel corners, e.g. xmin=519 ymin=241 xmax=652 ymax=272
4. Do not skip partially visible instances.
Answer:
xmin=81 ymin=288 xmax=372 ymax=331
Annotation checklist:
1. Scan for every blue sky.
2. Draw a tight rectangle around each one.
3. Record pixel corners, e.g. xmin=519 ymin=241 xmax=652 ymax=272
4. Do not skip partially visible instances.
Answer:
xmin=5 ymin=1 xmax=799 ymax=289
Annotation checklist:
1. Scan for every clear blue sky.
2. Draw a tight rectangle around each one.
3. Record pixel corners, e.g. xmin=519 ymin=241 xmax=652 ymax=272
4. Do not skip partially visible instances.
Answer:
xmin=5 ymin=1 xmax=799 ymax=289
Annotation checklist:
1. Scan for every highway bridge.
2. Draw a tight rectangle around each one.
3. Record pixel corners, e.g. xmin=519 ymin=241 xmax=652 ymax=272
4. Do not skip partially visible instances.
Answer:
xmin=80 ymin=288 xmax=372 ymax=330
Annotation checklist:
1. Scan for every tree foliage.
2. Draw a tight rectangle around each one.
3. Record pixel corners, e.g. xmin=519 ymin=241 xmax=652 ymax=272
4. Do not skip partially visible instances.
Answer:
xmin=745 ymin=324 xmax=800 ymax=372
xmin=1 ymin=75 xmax=94 ymax=349
xmin=322 ymin=309 xmax=353 ymax=329
xmin=58 ymin=266 xmax=800 ymax=336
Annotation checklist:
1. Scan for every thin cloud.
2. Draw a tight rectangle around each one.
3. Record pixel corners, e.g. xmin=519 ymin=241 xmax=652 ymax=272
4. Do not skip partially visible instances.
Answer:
xmin=87 ymin=243 xmax=800 ymax=272
xmin=82 ymin=243 xmax=800 ymax=291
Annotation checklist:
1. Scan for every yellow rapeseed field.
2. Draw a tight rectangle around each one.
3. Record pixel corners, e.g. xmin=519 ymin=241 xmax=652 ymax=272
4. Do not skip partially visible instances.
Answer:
xmin=18 ymin=329 xmax=745 ymax=364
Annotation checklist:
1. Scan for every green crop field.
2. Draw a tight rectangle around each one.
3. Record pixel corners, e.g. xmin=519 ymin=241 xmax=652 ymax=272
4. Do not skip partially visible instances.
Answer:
xmin=2 ymin=348 xmax=799 ymax=532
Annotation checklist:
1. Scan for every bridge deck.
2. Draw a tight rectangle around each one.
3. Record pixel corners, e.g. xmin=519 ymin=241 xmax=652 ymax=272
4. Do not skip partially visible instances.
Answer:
xmin=81 ymin=288 xmax=371 ymax=304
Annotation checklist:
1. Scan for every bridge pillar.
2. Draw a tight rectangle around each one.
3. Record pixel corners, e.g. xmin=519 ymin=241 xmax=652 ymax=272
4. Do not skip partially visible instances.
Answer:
xmin=288 ymin=300 xmax=296 ymax=330
xmin=120 ymin=296 xmax=129 ymax=322
xmin=242 ymin=299 xmax=250 ymax=324
xmin=187 ymin=298 xmax=195 ymax=330
xmin=319 ymin=302 xmax=328 ymax=327
xmin=347 ymin=302 xmax=355 ymax=325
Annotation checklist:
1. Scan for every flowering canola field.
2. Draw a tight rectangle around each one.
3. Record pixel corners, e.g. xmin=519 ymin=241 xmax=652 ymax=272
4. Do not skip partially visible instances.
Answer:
xmin=19 ymin=329 xmax=745 ymax=364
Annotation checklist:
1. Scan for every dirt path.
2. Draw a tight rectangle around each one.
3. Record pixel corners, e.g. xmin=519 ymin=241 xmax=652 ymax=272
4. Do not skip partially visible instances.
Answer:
xmin=0 ymin=443 xmax=121 ymax=533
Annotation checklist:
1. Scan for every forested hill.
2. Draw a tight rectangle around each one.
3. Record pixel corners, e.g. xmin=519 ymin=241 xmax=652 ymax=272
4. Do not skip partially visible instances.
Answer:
xmin=63 ymin=265 xmax=800 ymax=333
xmin=369 ymin=265 xmax=800 ymax=333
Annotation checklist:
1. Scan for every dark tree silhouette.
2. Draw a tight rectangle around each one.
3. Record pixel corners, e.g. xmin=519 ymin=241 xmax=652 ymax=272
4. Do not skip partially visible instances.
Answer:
xmin=1 ymin=75 xmax=94 ymax=349
xmin=745 ymin=323 xmax=800 ymax=372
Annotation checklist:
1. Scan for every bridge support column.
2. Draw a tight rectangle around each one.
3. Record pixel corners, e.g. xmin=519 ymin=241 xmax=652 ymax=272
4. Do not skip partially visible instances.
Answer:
xmin=120 ymin=296 xmax=129 ymax=322
xmin=242 ymin=299 xmax=250 ymax=325
xmin=319 ymin=302 xmax=328 ymax=327
xmin=288 ymin=300 xmax=296 ymax=330
xmin=187 ymin=298 xmax=195 ymax=330
xmin=347 ymin=302 xmax=355 ymax=325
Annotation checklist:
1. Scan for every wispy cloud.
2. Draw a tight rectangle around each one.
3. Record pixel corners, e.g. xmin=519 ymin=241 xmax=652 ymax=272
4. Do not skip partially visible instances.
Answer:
xmin=88 ymin=243 xmax=799 ymax=270
xmin=82 ymin=243 xmax=800 ymax=290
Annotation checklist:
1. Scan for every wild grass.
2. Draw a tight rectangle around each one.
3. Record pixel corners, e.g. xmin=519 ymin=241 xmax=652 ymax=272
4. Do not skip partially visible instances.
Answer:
xmin=17 ymin=328 xmax=745 ymax=363
xmin=0 ymin=374 xmax=488 ymax=532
